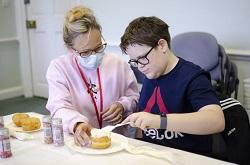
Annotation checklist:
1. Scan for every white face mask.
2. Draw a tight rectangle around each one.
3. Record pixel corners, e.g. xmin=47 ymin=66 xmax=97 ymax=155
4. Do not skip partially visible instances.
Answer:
xmin=77 ymin=52 xmax=105 ymax=69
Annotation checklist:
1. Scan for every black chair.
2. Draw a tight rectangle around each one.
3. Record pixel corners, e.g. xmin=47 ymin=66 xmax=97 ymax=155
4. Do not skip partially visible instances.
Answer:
xmin=212 ymin=98 xmax=250 ymax=165
xmin=171 ymin=32 xmax=239 ymax=99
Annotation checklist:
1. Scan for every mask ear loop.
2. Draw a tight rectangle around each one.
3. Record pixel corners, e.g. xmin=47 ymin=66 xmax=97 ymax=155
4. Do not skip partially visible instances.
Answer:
xmin=101 ymin=34 xmax=106 ymax=44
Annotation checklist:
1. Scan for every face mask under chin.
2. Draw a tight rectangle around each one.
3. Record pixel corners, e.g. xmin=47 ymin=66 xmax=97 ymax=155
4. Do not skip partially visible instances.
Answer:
xmin=77 ymin=52 xmax=105 ymax=69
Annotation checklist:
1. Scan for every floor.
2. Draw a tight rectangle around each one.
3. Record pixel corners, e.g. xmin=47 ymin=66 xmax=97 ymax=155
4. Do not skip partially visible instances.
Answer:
xmin=0 ymin=96 xmax=49 ymax=116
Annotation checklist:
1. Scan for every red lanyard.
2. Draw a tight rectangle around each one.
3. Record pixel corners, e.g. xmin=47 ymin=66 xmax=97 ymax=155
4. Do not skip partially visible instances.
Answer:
xmin=75 ymin=58 xmax=103 ymax=128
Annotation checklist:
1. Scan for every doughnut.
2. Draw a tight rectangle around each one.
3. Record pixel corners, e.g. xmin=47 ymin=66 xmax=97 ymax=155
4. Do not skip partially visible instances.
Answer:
xmin=12 ymin=113 xmax=30 ymax=127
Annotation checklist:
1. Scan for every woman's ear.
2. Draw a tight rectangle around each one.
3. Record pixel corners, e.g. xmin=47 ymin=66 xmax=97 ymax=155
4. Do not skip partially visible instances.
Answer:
xmin=66 ymin=45 xmax=73 ymax=53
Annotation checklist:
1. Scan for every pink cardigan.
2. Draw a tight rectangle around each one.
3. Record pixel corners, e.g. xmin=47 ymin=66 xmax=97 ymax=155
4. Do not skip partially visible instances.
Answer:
xmin=46 ymin=52 xmax=139 ymax=134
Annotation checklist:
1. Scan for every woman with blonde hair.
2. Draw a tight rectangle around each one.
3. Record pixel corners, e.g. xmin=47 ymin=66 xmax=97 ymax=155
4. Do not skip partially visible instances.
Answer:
xmin=46 ymin=6 xmax=139 ymax=146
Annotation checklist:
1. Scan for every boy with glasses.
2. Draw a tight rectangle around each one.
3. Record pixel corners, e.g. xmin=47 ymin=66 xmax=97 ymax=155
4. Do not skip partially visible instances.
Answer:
xmin=121 ymin=16 xmax=225 ymax=156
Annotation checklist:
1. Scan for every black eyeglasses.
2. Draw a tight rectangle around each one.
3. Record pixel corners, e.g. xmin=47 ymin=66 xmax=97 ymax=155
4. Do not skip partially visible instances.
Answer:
xmin=72 ymin=43 xmax=107 ymax=58
xmin=128 ymin=46 xmax=155 ymax=67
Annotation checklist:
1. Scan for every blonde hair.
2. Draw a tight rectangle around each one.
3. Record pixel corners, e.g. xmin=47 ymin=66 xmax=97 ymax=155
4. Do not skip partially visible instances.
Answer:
xmin=63 ymin=5 xmax=101 ymax=47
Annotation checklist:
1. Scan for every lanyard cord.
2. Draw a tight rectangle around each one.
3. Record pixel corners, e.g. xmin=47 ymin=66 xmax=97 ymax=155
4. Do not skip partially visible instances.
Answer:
xmin=75 ymin=58 xmax=103 ymax=128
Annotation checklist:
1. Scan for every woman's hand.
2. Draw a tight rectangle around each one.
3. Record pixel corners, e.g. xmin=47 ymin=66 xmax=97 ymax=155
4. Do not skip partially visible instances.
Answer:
xmin=122 ymin=112 xmax=160 ymax=130
xmin=73 ymin=122 xmax=92 ymax=147
xmin=102 ymin=102 xmax=124 ymax=125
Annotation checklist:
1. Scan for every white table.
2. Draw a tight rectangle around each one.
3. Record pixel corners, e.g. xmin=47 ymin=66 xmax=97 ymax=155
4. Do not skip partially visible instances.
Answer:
xmin=1 ymin=113 xmax=234 ymax=165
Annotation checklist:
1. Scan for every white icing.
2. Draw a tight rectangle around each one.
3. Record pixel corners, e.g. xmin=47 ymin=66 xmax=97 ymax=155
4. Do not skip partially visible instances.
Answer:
xmin=91 ymin=128 xmax=110 ymax=138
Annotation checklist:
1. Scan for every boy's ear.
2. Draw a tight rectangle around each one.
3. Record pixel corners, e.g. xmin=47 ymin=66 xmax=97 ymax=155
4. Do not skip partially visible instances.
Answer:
xmin=158 ymin=39 xmax=169 ymax=52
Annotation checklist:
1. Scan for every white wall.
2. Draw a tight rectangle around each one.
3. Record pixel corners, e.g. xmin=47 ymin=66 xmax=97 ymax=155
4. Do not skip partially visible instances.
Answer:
xmin=0 ymin=0 xmax=16 ymax=38
xmin=0 ymin=0 xmax=23 ymax=100
xmin=79 ymin=0 xmax=250 ymax=52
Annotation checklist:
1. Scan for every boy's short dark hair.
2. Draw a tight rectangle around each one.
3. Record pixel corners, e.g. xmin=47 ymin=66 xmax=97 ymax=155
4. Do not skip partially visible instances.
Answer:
xmin=120 ymin=16 xmax=171 ymax=54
